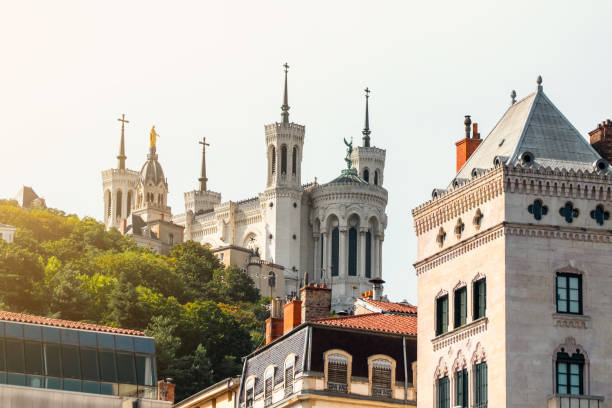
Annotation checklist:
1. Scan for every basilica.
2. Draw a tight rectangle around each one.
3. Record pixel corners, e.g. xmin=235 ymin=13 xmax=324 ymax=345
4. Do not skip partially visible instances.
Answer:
xmin=101 ymin=67 xmax=388 ymax=312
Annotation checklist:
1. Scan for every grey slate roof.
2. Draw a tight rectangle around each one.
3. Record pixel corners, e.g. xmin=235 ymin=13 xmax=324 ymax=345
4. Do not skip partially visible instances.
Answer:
xmin=454 ymin=85 xmax=606 ymax=185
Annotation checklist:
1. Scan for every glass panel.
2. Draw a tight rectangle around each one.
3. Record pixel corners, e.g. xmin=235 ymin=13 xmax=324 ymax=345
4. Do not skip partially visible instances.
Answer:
xmin=99 ymin=350 xmax=117 ymax=382
xmin=0 ymin=372 xmax=6 ymax=384
xmin=569 ymin=277 xmax=579 ymax=289
xmin=117 ymin=352 xmax=136 ymax=384
xmin=569 ymin=301 xmax=579 ymax=313
xmin=61 ymin=330 xmax=79 ymax=345
xmin=23 ymin=325 xmax=41 ymax=340
xmin=558 ymin=362 xmax=567 ymax=374
xmin=44 ymin=343 xmax=62 ymax=377
xmin=569 ymin=289 xmax=579 ymax=301
xmin=134 ymin=337 xmax=155 ymax=354
xmin=557 ymin=286 xmax=567 ymax=301
xmin=79 ymin=331 xmax=97 ymax=348
xmin=0 ymin=339 xmax=5 ymax=370
xmin=118 ymin=383 xmax=138 ymax=397
xmin=115 ymin=335 xmax=134 ymax=351
xmin=135 ymin=354 xmax=154 ymax=386
xmin=25 ymin=341 xmax=43 ymax=374
xmin=570 ymin=385 xmax=580 ymax=395
xmin=97 ymin=333 xmax=115 ymax=350
xmin=6 ymin=339 xmax=25 ymax=372
xmin=0 ymin=322 xmax=4 ymax=336
xmin=61 ymin=345 xmax=80 ymax=379
xmin=80 ymin=348 xmax=99 ymax=381
xmin=26 ymin=375 xmax=44 ymax=388
xmin=557 ymin=276 xmax=567 ymax=289
xmin=63 ymin=379 xmax=81 ymax=392
xmin=7 ymin=373 xmax=25 ymax=386
xmin=82 ymin=380 xmax=100 ymax=394
xmin=5 ymin=322 xmax=23 ymax=338
xmin=100 ymin=382 xmax=116 ymax=395
xmin=42 ymin=327 xmax=60 ymax=343
xmin=46 ymin=377 xmax=62 ymax=390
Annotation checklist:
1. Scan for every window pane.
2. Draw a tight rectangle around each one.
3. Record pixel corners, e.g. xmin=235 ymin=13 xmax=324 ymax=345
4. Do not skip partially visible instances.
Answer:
xmin=26 ymin=375 xmax=44 ymax=388
xmin=135 ymin=354 xmax=154 ymax=386
xmin=25 ymin=341 xmax=43 ymax=374
xmin=134 ymin=337 xmax=155 ymax=354
xmin=6 ymin=339 xmax=25 ymax=372
xmin=97 ymin=333 xmax=115 ymax=350
xmin=7 ymin=373 xmax=25 ymax=386
xmin=558 ymin=362 xmax=567 ymax=374
xmin=5 ymin=323 xmax=23 ymax=338
xmin=79 ymin=332 xmax=97 ymax=348
xmin=557 ymin=276 xmax=567 ymax=289
xmin=100 ymin=382 xmax=116 ymax=395
xmin=61 ymin=345 xmax=80 ymax=379
xmin=46 ymin=377 xmax=62 ymax=390
xmin=569 ymin=277 xmax=579 ymax=289
xmin=82 ymin=381 xmax=100 ymax=394
xmin=118 ymin=383 xmax=138 ymax=397
xmin=61 ymin=330 xmax=79 ymax=345
xmin=557 ymin=287 xmax=567 ymax=301
xmin=558 ymin=384 xmax=568 ymax=394
xmin=23 ymin=325 xmax=41 ymax=340
xmin=569 ymin=301 xmax=579 ymax=313
xmin=80 ymin=348 xmax=99 ymax=381
xmin=63 ymin=379 xmax=81 ymax=392
xmin=0 ymin=339 xmax=5 ymax=371
xmin=117 ymin=352 xmax=136 ymax=384
xmin=44 ymin=343 xmax=62 ymax=377
xmin=570 ymin=386 xmax=579 ymax=395
xmin=115 ymin=336 xmax=134 ymax=351
xmin=569 ymin=289 xmax=579 ymax=301
xmin=99 ymin=350 xmax=117 ymax=382
xmin=43 ymin=327 xmax=61 ymax=343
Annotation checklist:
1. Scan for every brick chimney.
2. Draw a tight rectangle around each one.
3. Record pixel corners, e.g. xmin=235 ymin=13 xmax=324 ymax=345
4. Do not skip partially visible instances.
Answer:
xmin=157 ymin=379 xmax=176 ymax=404
xmin=589 ymin=119 xmax=612 ymax=162
xmin=265 ymin=297 xmax=284 ymax=345
xmin=455 ymin=115 xmax=482 ymax=172
xmin=283 ymin=299 xmax=302 ymax=334
xmin=300 ymin=284 xmax=332 ymax=322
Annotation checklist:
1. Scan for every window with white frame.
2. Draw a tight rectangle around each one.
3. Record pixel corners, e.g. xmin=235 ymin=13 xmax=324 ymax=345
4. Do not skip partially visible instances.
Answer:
xmin=284 ymin=356 xmax=294 ymax=396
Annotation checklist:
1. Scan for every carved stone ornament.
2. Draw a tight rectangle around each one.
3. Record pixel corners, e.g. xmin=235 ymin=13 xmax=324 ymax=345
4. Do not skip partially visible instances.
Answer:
xmin=473 ymin=209 xmax=483 ymax=230
xmin=436 ymin=227 xmax=446 ymax=248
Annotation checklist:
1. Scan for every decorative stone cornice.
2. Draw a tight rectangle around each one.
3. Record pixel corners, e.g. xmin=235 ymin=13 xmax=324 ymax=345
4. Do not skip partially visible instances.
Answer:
xmin=432 ymin=318 xmax=488 ymax=352
xmin=553 ymin=313 xmax=590 ymax=329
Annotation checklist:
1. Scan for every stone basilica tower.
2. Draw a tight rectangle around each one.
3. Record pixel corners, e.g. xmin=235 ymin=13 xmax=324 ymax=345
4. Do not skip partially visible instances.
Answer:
xmin=260 ymin=64 xmax=305 ymax=285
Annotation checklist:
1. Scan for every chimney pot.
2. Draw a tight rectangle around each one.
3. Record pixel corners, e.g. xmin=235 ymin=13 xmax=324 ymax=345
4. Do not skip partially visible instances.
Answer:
xmin=456 ymin=115 xmax=482 ymax=172
xmin=589 ymin=119 xmax=612 ymax=162
xmin=300 ymin=284 xmax=332 ymax=322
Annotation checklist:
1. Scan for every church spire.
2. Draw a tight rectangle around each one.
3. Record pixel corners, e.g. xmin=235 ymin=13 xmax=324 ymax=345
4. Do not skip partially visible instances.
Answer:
xmin=198 ymin=137 xmax=210 ymax=191
xmin=281 ymin=63 xmax=290 ymax=124
xmin=362 ymin=87 xmax=371 ymax=147
xmin=117 ymin=114 xmax=129 ymax=169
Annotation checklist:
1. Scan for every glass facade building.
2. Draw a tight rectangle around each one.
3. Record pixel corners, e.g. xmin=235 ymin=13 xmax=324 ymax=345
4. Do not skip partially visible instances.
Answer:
xmin=0 ymin=319 xmax=157 ymax=398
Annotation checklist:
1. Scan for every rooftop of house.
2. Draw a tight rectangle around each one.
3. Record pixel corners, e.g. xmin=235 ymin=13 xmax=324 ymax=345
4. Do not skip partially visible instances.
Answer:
xmin=314 ymin=312 xmax=417 ymax=336
xmin=360 ymin=298 xmax=418 ymax=315
xmin=0 ymin=310 xmax=145 ymax=336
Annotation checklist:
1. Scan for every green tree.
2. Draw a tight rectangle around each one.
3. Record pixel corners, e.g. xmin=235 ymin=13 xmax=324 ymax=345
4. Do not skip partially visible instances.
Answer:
xmin=170 ymin=241 xmax=221 ymax=302
xmin=0 ymin=241 xmax=44 ymax=313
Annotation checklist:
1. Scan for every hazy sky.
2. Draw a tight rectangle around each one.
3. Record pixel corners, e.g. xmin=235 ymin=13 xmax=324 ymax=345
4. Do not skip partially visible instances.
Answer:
xmin=2 ymin=1 xmax=612 ymax=304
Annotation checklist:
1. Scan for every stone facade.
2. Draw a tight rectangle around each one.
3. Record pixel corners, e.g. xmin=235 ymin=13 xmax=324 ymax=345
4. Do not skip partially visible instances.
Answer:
xmin=0 ymin=224 xmax=16 ymax=243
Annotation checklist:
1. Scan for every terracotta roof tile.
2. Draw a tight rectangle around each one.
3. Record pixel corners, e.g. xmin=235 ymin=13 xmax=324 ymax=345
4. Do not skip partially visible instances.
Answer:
xmin=0 ymin=311 xmax=145 ymax=336
xmin=364 ymin=299 xmax=418 ymax=315
xmin=313 ymin=313 xmax=417 ymax=336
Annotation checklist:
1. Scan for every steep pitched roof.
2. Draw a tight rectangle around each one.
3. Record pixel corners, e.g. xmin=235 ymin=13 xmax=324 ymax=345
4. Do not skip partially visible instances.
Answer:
xmin=0 ymin=310 xmax=145 ymax=336
xmin=455 ymin=85 xmax=605 ymax=183
xmin=13 ymin=186 xmax=40 ymax=208
xmin=314 ymin=312 xmax=417 ymax=336
xmin=362 ymin=298 xmax=417 ymax=315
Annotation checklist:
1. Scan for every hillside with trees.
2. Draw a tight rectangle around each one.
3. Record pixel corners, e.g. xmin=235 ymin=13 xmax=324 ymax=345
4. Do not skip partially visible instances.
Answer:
xmin=0 ymin=199 xmax=268 ymax=401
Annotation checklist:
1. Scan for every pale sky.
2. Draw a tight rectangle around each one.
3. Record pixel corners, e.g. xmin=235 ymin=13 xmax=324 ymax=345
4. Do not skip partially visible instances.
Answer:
xmin=1 ymin=1 xmax=612 ymax=304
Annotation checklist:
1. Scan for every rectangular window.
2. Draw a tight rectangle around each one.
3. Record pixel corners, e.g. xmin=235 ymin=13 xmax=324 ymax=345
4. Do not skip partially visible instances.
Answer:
xmin=24 ymin=341 xmax=43 ymax=375
xmin=556 ymin=354 xmax=584 ymax=395
xmin=0 ymin=339 xmax=5 ymax=371
xmin=473 ymin=279 xmax=486 ymax=319
xmin=6 ymin=339 xmax=25 ymax=373
xmin=43 ymin=343 xmax=62 ymax=377
xmin=556 ymin=273 xmax=582 ymax=314
xmin=456 ymin=369 xmax=468 ymax=408
xmin=61 ymin=345 xmax=80 ymax=379
xmin=437 ymin=376 xmax=450 ymax=408
xmin=116 ymin=352 xmax=136 ymax=384
xmin=135 ymin=354 xmax=154 ymax=386
xmin=436 ymin=296 xmax=449 ymax=336
xmin=475 ymin=362 xmax=488 ymax=408
xmin=80 ymin=348 xmax=99 ymax=381
xmin=371 ymin=360 xmax=392 ymax=398
xmin=454 ymin=287 xmax=467 ymax=328
xmin=99 ymin=350 xmax=117 ymax=382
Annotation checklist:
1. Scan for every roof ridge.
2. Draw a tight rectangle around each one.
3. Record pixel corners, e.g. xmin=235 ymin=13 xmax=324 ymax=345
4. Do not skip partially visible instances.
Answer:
xmin=313 ymin=312 xmax=382 ymax=322
xmin=507 ymin=90 xmax=542 ymax=164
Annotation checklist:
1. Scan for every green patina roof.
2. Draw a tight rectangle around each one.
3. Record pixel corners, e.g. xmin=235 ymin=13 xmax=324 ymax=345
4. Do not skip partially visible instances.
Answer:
xmin=327 ymin=169 xmax=368 ymax=185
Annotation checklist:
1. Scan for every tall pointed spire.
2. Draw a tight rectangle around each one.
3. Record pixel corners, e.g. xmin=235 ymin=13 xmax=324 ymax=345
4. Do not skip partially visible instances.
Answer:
xmin=198 ymin=137 xmax=210 ymax=191
xmin=362 ymin=87 xmax=371 ymax=147
xmin=281 ymin=63 xmax=290 ymax=124
xmin=117 ymin=114 xmax=129 ymax=169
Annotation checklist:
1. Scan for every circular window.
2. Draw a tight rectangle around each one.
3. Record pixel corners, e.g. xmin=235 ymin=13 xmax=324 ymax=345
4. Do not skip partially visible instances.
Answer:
xmin=293 ymin=202 xmax=297 ymax=208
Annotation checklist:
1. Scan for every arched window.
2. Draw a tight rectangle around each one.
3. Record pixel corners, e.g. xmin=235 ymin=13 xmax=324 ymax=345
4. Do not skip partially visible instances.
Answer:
xmin=169 ymin=234 xmax=174 ymax=246
xmin=126 ymin=191 xmax=132 ymax=217
xmin=474 ymin=362 xmax=488 ymax=406
xmin=370 ymin=358 xmax=392 ymax=398
xmin=374 ymin=170 xmax=379 ymax=186
xmin=281 ymin=145 xmax=288 ymax=175
xmin=106 ymin=190 xmax=112 ymax=219
xmin=264 ymin=367 xmax=274 ymax=406
xmin=292 ymin=146 xmax=297 ymax=175
xmin=556 ymin=350 xmax=584 ymax=395
xmin=271 ymin=147 xmax=276 ymax=174
xmin=348 ymin=227 xmax=357 ymax=276
xmin=363 ymin=169 xmax=370 ymax=183
xmin=437 ymin=376 xmax=450 ymax=408
xmin=331 ymin=227 xmax=339 ymax=276
xmin=116 ymin=190 xmax=122 ymax=219
xmin=326 ymin=352 xmax=349 ymax=393
xmin=245 ymin=377 xmax=254 ymax=407
xmin=365 ymin=230 xmax=372 ymax=278
xmin=284 ymin=356 xmax=295 ymax=396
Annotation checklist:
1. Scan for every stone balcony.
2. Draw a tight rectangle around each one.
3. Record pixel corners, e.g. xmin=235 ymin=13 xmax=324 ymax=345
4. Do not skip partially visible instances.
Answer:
xmin=548 ymin=394 xmax=605 ymax=408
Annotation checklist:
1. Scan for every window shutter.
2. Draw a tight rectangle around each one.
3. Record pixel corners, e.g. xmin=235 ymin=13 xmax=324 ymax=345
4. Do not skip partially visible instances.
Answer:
xmin=327 ymin=354 xmax=348 ymax=393
xmin=371 ymin=359 xmax=392 ymax=398
xmin=284 ymin=363 xmax=294 ymax=396
xmin=442 ymin=297 xmax=448 ymax=333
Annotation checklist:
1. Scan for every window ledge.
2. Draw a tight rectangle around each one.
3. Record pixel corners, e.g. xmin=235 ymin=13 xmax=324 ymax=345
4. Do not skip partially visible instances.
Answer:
xmin=553 ymin=313 xmax=590 ymax=329
xmin=547 ymin=393 xmax=604 ymax=408
xmin=431 ymin=317 xmax=488 ymax=351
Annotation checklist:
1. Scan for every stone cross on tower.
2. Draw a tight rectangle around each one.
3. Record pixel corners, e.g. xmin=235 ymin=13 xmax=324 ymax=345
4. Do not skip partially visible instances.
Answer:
xmin=199 ymin=137 xmax=210 ymax=191
xmin=117 ymin=114 xmax=129 ymax=169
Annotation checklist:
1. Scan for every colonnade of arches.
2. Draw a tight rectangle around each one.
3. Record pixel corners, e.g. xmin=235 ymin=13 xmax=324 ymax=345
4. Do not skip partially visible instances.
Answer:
xmin=104 ymin=188 xmax=134 ymax=223
xmin=268 ymin=143 xmax=300 ymax=185
xmin=362 ymin=167 xmax=381 ymax=186
xmin=313 ymin=213 xmax=383 ymax=280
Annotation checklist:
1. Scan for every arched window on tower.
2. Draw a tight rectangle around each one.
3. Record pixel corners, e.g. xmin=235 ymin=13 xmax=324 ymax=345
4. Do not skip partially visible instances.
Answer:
xmin=271 ymin=147 xmax=276 ymax=174
xmin=363 ymin=169 xmax=370 ymax=183
xmin=116 ymin=190 xmax=122 ymax=219
xmin=374 ymin=170 xmax=379 ymax=186
xmin=331 ymin=227 xmax=339 ymax=276
xmin=292 ymin=146 xmax=298 ymax=175
xmin=126 ymin=191 xmax=132 ymax=216
xmin=106 ymin=190 xmax=111 ymax=220
xmin=365 ymin=230 xmax=372 ymax=278
xmin=348 ymin=227 xmax=357 ymax=276
xmin=281 ymin=145 xmax=288 ymax=175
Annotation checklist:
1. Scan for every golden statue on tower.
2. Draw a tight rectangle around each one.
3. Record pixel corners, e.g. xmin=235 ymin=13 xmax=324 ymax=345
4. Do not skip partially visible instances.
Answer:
xmin=150 ymin=126 xmax=160 ymax=147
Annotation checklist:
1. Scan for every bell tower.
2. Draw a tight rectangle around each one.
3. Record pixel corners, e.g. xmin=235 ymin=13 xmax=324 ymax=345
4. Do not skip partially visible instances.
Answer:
xmin=261 ymin=64 xmax=305 ymax=288
xmin=351 ymin=88 xmax=386 ymax=186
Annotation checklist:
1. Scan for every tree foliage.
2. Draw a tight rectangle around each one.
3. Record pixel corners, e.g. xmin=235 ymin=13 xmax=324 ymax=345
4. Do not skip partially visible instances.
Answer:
xmin=0 ymin=203 xmax=267 ymax=401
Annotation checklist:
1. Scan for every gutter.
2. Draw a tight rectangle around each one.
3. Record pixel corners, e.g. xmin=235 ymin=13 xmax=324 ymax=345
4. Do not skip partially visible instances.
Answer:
xmin=402 ymin=336 xmax=408 ymax=403
xmin=236 ymin=356 xmax=248 ymax=408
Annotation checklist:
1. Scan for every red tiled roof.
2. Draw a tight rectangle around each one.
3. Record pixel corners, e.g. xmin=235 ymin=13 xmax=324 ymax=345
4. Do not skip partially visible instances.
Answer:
xmin=0 ymin=311 xmax=145 ymax=336
xmin=313 ymin=313 xmax=417 ymax=336
xmin=363 ymin=299 xmax=418 ymax=315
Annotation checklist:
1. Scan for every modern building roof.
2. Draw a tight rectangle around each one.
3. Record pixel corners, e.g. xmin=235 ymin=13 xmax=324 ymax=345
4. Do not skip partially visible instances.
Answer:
xmin=362 ymin=298 xmax=418 ymax=315
xmin=314 ymin=312 xmax=417 ymax=336
xmin=454 ymin=78 xmax=606 ymax=184
xmin=0 ymin=310 xmax=145 ymax=336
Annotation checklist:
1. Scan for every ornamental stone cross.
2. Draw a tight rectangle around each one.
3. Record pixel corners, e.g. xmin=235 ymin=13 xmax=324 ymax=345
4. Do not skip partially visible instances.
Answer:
xmin=559 ymin=202 xmax=579 ymax=223
xmin=590 ymin=205 xmax=610 ymax=226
